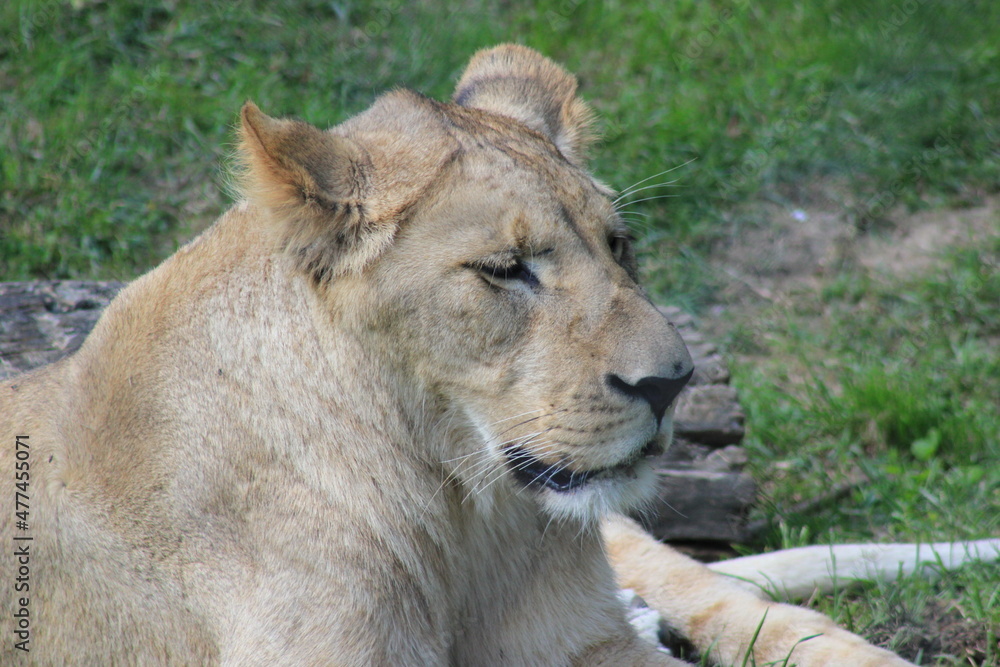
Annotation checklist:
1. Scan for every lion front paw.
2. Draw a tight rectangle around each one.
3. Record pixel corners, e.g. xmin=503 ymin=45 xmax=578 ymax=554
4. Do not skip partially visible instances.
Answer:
xmin=735 ymin=603 xmax=915 ymax=667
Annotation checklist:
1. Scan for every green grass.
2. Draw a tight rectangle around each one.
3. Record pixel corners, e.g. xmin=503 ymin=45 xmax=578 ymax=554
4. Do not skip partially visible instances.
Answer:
xmin=2 ymin=0 xmax=999 ymax=283
xmin=2 ymin=1 xmax=999 ymax=664
xmin=734 ymin=238 xmax=999 ymax=544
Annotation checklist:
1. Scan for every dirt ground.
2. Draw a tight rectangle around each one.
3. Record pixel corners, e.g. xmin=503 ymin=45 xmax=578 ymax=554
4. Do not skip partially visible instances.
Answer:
xmin=866 ymin=596 xmax=994 ymax=665
xmin=710 ymin=192 xmax=999 ymax=306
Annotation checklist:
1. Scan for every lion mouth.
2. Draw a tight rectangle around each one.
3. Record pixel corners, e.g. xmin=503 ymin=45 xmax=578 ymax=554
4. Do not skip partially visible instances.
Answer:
xmin=505 ymin=440 xmax=662 ymax=493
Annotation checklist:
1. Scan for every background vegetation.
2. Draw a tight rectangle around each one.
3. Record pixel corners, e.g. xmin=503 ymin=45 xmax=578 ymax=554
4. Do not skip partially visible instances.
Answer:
xmin=2 ymin=0 xmax=998 ymax=663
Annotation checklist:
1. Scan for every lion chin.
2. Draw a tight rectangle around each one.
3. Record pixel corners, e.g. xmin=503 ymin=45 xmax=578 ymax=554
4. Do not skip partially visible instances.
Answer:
xmin=470 ymin=412 xmax=673 ymax=525
xmin=525 ymin=456 xmax=661 ymax=525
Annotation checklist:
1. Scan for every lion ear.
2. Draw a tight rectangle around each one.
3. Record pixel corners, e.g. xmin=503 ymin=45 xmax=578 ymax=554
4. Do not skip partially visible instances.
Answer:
xmin=453 ymin=44 xmax=595 ymax=166
xmin=237 ymin=102 xmax=388 ymax=279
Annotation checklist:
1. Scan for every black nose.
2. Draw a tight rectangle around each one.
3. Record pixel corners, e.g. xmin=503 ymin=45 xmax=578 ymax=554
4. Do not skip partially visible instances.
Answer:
xmin=606 ymin=368 xmax=694 ymax=422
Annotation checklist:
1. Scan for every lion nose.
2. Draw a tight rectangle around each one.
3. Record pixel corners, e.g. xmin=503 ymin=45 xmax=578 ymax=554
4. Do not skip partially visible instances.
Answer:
xmin=606 ymin=369 xmax=694 ymax=422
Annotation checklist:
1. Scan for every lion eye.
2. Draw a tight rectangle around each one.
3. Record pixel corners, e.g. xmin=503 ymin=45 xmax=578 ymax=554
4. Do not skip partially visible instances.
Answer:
xmin=477 ymin=260 xmax=539 ymax=289
xmin=609 ymin=235 xmax=630 ymax=263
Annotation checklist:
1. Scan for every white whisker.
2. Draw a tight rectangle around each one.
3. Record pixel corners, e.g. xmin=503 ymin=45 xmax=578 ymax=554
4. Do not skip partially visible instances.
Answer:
xmin=615 ymin=193 xmax=679 ymax=210
xmin=486 ymin=408 xmax=546 ymax=428
xmin=612 ymin=180 xmax=681 ymax=206
xmin=614 ymin=159 xmax=695 ymax=198
xmin=496 ymin=410 xmax=565 ymax=438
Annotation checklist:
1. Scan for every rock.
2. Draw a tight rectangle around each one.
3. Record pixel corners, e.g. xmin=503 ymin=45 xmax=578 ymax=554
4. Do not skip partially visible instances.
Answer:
xmin=673 ymin=385 xmax=745 ymax=446
xmin=689 ymin=354 xmax=730 ymax=386
xmin=0 ymin=281 xmax=123 ymax=379
xmin=640 ymin=469 xmax=756 ymax=543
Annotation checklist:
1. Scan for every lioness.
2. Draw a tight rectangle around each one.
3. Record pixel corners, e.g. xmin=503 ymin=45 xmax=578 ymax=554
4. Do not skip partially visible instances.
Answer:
xmin=2 ymin=45 xmax=916 ymax=665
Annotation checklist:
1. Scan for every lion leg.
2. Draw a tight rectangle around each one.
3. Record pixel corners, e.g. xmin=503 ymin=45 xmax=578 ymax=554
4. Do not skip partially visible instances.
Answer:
xmin=602 ymin=515 xmax=915 ymax=667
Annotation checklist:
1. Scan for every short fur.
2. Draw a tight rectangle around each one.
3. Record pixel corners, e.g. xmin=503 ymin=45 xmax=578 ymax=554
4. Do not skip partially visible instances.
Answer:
xmin=2 ymin=45 xmax=913 ymax=665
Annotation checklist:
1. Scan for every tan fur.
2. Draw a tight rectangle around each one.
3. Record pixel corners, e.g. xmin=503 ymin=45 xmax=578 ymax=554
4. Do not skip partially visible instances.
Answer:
xmin=604 ymin=517 xmax=913 ymax=666
xmin=1 ymin=45 xmax=910 ymax=665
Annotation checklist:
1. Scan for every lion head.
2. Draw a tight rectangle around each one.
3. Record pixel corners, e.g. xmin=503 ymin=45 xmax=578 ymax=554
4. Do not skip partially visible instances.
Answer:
xmin=237 ymin=44 xmax=693 ymax=523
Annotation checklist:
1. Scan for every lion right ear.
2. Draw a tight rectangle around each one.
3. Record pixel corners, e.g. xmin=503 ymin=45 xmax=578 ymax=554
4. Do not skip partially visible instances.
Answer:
xmin=238 ymin=102 xmax=390 ymax=278
xmin=453 ymin=44 xmax=595 ymax=166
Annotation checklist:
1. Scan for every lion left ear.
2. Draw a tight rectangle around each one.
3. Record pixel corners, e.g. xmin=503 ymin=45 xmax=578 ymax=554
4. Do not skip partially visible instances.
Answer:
xmin=238 ymin=102 xmax=394 ymax=279
xmin=453 ymin=44 xmax=595 ymax=166
xmin=238 ymin=101 xmax=371 ymax=223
